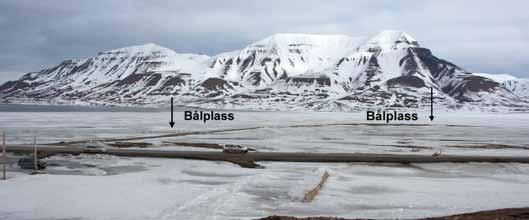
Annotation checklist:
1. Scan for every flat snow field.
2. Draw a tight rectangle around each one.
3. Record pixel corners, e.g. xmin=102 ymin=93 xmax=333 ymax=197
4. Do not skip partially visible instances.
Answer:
xmin=1 ymin=110 xmax=529 ymax=220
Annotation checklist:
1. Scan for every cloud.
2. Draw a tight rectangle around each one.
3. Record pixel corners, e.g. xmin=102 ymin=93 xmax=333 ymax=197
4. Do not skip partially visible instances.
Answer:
xmin=0 ymin=72 xmax=24 ymax=84
xmin=0 ymin=0 xmax=528 ymax=83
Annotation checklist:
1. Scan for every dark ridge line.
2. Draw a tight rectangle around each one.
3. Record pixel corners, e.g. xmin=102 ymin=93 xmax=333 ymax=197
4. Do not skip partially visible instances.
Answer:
xmin=5 ymin=145 xmax=529 ymax=169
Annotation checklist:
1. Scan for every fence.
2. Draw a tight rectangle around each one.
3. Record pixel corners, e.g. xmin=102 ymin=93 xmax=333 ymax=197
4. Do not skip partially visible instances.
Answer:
xmin=1 ymin=131 xmax=41 ymax=180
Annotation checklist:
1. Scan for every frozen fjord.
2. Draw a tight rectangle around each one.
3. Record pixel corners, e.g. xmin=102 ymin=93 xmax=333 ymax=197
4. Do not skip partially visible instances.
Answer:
xmin=1 ymin=110 xmax=529 ymax=219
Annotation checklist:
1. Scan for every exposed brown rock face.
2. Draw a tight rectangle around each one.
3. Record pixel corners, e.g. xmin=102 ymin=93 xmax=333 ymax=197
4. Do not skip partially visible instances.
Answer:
xmin=255 ymin=207 xmax=529 ymax=220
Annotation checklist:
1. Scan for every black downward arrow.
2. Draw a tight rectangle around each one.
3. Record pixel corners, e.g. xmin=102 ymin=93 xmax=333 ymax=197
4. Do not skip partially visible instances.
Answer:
xmin=429 ymin=87 xmax=434 ymax=121
xmin=169 ymin=97 xmax=175 ymax=127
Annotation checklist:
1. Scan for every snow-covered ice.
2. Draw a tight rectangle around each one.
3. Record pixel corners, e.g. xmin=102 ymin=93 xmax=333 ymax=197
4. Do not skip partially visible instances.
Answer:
xmin=1 ymin=110 xmax=528 ymax=156
xmin=1 ymin=110 xmax=529 ymax=219
xmin=2 ymin=157 xmax=529 ymax=220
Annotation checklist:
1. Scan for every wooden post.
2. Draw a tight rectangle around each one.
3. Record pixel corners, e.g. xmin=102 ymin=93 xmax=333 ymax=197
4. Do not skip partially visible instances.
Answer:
xmin=303 ymin=171 xmax=330 ymax=203
xmin=33 ymin=136 xmax=37 ymax=171
xmin=2 ymin=131 xmax=5 ymax=180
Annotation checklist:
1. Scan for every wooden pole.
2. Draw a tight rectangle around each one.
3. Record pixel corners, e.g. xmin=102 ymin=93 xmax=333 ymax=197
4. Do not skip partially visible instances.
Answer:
xmin=2 ymin=131 xmax=5 ymax=180
xmin=303 ymin=171 xmax=330 ymax=203
xmin=33 ymin=136 xmax=37 ymax=171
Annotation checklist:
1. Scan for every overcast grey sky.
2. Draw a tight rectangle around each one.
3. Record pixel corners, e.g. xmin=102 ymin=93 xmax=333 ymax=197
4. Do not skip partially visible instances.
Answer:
xmin=1 ymin=0 xmax=528 ymax=83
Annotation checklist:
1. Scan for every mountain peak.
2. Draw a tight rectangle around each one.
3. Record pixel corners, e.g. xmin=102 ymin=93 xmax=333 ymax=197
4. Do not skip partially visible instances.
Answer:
xmin=248 ymin=33 xmax=364 ymax=58
xmin=101 ymin=43 xmax=176 ymax=55
xmin=363 ymin=30 xmax=419 ymax=50
xmin=255 ymin=33 xmax=361 ymax=46
xmin=267 ymin=33 xmax=352 ymax=39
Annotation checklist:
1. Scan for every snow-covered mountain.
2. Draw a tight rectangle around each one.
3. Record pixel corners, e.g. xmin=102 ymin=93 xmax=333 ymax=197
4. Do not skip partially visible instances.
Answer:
xmin=1 ymin=30 xmax=528 ymax=111
xmin=0 ymin=43 xmax=210 ymax=105
xmin=475 ymin=73 xmax=529 ymax=98
xmin=207 ymin=33 xmax=362 ymax=89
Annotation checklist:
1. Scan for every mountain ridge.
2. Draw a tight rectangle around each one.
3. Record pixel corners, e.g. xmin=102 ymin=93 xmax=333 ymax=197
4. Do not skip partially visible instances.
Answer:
xmin=1 ymin=30 xmax=528 ymax=111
